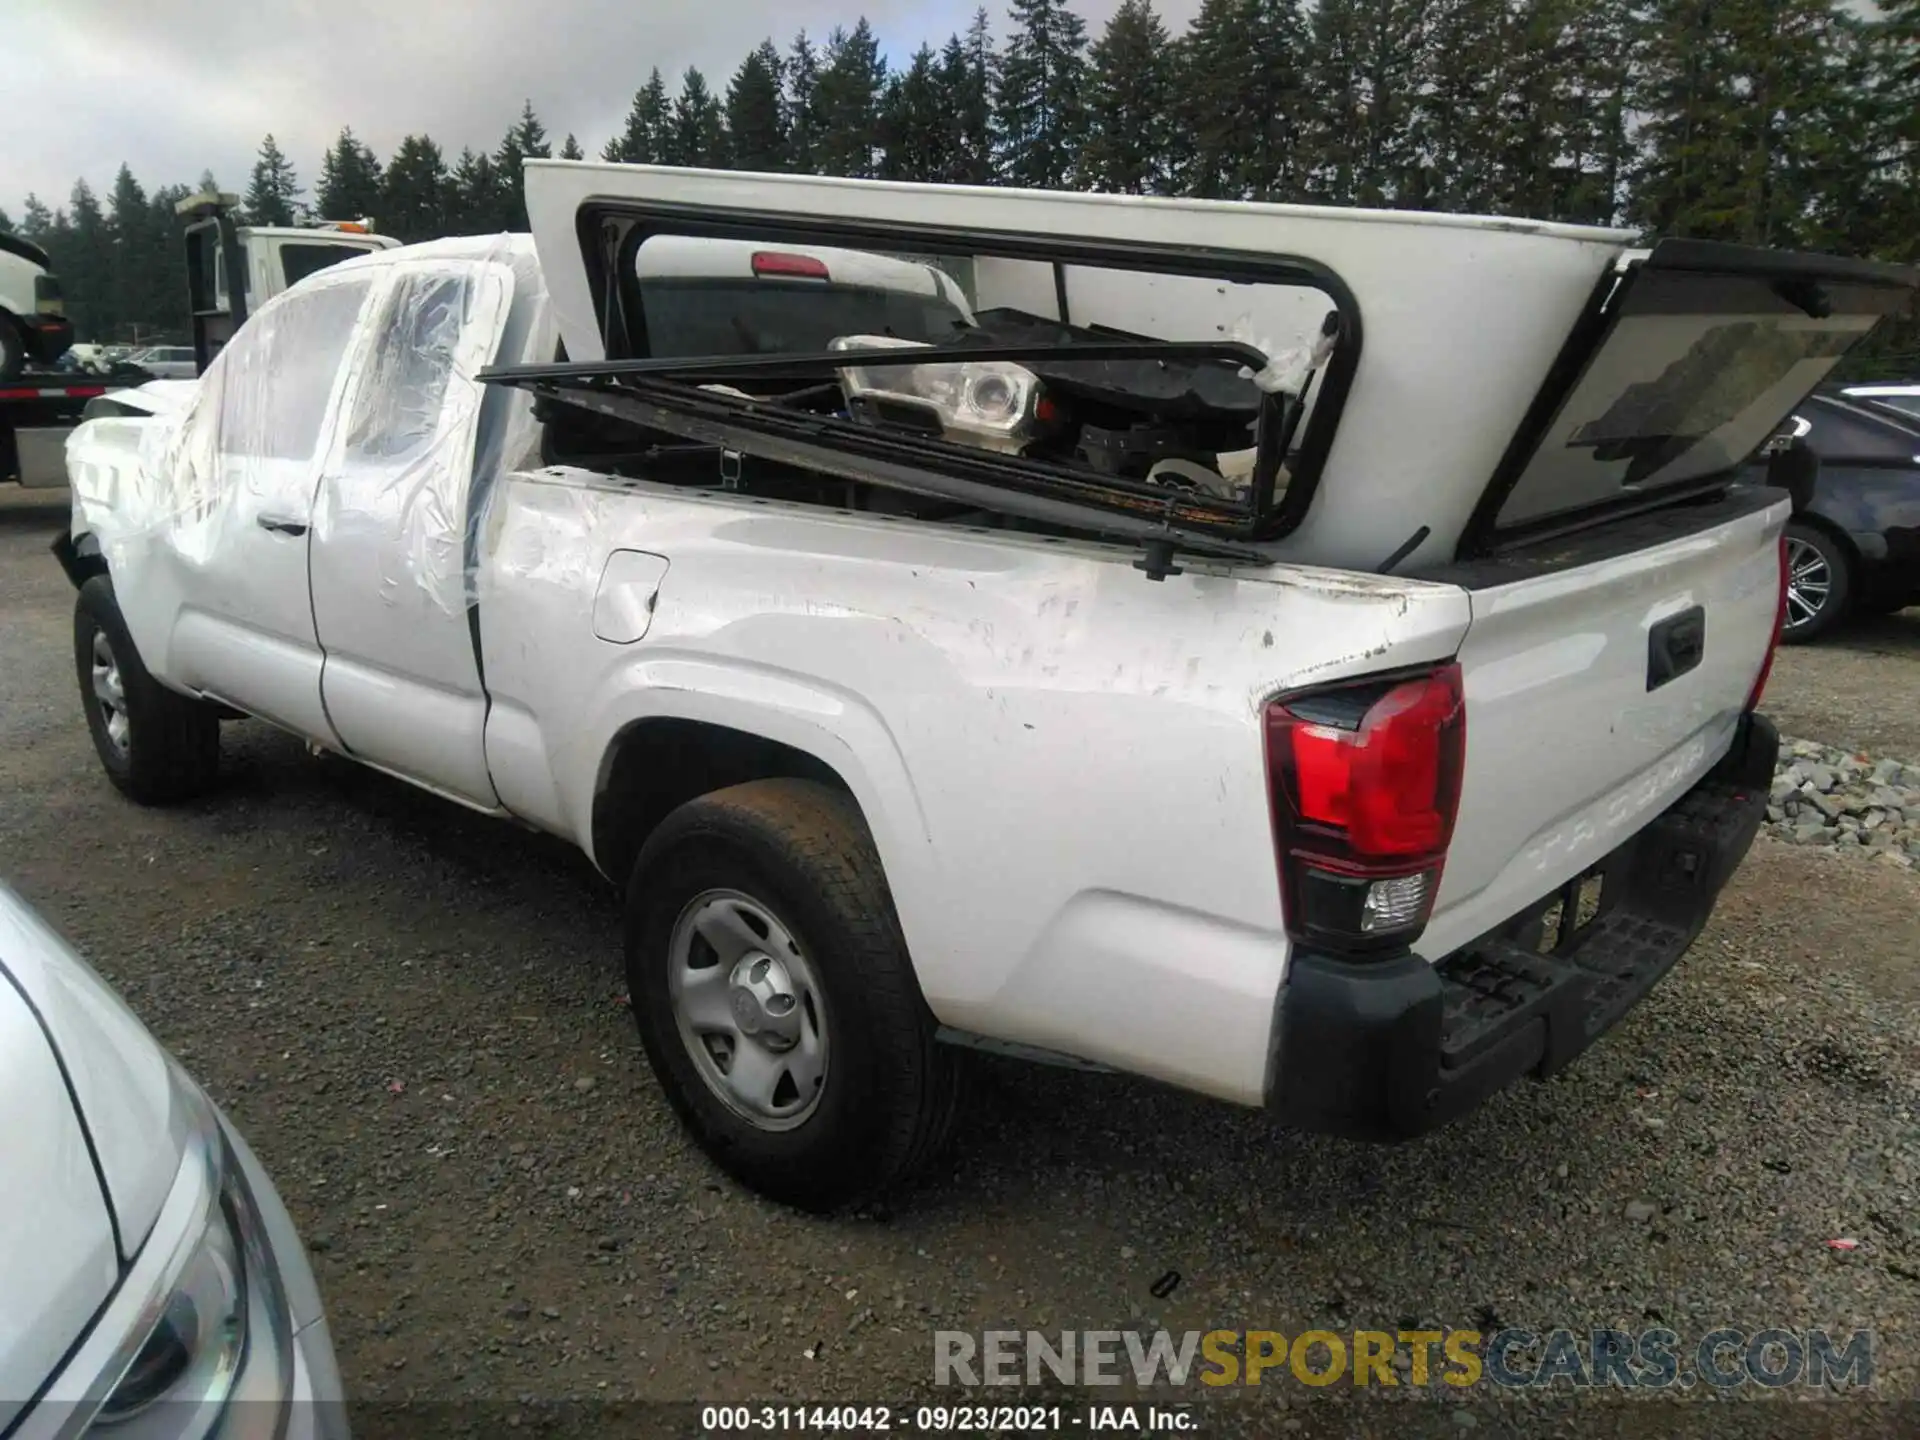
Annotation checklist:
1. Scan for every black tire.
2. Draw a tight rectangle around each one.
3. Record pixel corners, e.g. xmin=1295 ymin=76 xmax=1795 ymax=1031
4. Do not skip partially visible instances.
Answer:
xmin=74 ymin=575 xmax=221 ymax=803
xmin=1781 ymin=521 xmax=1853 ymax=644
xmin=0 ymin=320 xmax=23 ymax=381
xmin=624 ymin=778 xmax=960 ymax=1211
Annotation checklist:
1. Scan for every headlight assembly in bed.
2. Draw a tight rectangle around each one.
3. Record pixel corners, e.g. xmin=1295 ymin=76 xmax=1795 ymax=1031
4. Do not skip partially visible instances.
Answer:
xmin=831 ymin=334 xmax=1042 ymax=454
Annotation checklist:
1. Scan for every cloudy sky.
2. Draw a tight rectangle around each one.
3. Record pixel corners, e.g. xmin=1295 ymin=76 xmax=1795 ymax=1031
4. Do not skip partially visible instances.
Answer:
xmin=5 ymin=1 xmax=1212 ymax=217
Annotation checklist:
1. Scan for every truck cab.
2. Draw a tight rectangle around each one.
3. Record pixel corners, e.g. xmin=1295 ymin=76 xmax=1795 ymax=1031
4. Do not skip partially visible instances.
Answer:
xmin=3 ymin=196 xmax=401 ymax=488
xmin=177 ymin=191 xmax=401 ymax=374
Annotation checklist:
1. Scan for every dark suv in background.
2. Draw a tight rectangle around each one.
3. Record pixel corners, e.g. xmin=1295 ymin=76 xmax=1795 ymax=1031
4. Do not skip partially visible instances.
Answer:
xmin=1756 ymin=385 xmax=1920 ymax=641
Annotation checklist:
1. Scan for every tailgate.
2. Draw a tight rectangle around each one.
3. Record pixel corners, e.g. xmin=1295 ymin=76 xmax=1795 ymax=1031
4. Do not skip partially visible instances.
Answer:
xmin=1422 ymin=492 xmax=1783 ymax=956
xmin=1421 ymin=240 xmax=1917 ymax=957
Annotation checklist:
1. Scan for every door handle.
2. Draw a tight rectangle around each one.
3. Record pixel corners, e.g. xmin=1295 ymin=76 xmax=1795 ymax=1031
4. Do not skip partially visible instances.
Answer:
xmin=256 ymin=516 xmax=308 ymax=537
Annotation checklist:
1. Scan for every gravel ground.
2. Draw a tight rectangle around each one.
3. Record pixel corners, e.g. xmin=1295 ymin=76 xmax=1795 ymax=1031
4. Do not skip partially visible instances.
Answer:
xmin=2 ymin=486 xmax=1916 ymax=1438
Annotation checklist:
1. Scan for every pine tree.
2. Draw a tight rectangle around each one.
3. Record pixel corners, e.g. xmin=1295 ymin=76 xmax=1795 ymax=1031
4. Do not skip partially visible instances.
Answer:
xmin=880 ymin=45 xmax=954 ymax=181
xmin=491 ymin=101 xmax=552 ymax=228
xmin=19 ymin=195 xmax=54 ymax=245
xmin=65 ymin=180 xmax=110 ymax=341
xmin=1537 ymin=0 xmax=1637 ymax=225
xmin=815 ymin=20 xmax=888 ymax=178
xmin=1789 ymin=14 xmax=1876 ymax=253
xmin=1082 ymin=1 xmax=1173 ymax=194
xmin=1630 ymin=0 xmax=1850 ymax=247
xmin=668 ymin=68 xmax=728 ymax=167
xmin=245 ymin=134 xmax=301 ymax=227
xmin=1301 ymin=0 xmax=1426 ymax=205
xmin=727 ymin=40 xmax=789 ymax=171
xmin=937 ymin=14 xmax=998 ymax=184
xmin=1869 ymin=0 xmax=1920 ymax=261
xmin=0 ymin=206 xmax=11 ymax=234
xmin=1176 ymin=0 xmax=1307 ymax=199
xmin=560 ymin=134 xmax=585 ymax=161
xmin=147 ymin=184 xmax=193 ymax=339
xmin=1238 ymin=0 xmax=1313 ymax=202
xmin=383 ymin=134 xmax=451 ymax=243
xmin=1408 ymin=0 xmax=1516 ymax=213
xmin=507 ymin=100 xmax=552 ymax=161
xmin=449 ymin=148 xmax=498 ymax=233
xmin=606 ymin=71 xmax=672 ymax=163
xmin=994 ymin=0 xmax=1090 ymax=189
xmin=316 ymin=127 xmax=383 ymax=222
xmin=106 ymin=166 xmax=150 ymax=342
xmin=787 ymin=32 xmax=824 ymax=173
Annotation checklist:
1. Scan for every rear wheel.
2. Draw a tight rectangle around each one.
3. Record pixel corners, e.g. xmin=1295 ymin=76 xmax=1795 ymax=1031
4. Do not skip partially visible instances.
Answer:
xmin=624 ymin=778 xmax=959 ymax=1211
xmin=1781 ymin=522 xmax=1853 ymax=644
xmin=74 ymin=575 xmax=221 ymax=803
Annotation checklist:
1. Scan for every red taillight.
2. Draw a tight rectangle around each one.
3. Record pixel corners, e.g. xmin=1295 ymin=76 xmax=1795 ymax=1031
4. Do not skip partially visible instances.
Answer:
xmin=751 ymin=250 xmax=830 ymax=280
xmin=1265 ymin=664 xmax=1465 ymax=952
xmin=1746 ymin=533 xmax=1788 ymax=712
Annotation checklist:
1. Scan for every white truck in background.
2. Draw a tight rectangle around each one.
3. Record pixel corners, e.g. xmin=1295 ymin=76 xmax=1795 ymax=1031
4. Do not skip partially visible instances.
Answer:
xmin=0 ymin=231 xmax=73 ymax=379
xmin=56 ymin=161 xmax=1917 ymax=1210
xmin=2 ymin=196 xmax=396 ymax=487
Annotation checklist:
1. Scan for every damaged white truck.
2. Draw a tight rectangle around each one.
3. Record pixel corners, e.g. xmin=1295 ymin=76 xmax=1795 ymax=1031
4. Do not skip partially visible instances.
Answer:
xmin=56 ymin=162 xmax=1917 ymax=1209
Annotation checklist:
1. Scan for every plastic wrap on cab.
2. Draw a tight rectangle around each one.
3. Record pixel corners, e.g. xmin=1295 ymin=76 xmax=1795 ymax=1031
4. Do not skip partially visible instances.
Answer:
xmin=67 ymin=233 xmax=553 ymax=617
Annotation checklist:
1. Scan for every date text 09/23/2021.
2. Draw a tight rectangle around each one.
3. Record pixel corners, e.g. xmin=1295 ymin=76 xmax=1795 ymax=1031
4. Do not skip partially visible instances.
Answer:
xmin=700 ymin=1405 xmax=1195 ymax=1433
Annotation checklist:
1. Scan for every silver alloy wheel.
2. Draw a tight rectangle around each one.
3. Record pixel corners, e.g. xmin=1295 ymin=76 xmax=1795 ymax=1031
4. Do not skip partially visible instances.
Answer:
xmin=1784 ymin=534 xmax=1832 ymax=632
xmin=90 ymin=630 xmax=131 ymax=753
xmin=667 ymin=888 xmax=828 ymax=1131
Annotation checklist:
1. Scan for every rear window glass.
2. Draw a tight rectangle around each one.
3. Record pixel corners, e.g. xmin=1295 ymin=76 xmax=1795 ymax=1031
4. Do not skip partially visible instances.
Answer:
xmin=1494 ymin=268 xmax=1897 ymax=532
xmin=282 ymin=242 xmax=374 ymax=288
xmin=639 ymin=278 xmax=972 ymax=358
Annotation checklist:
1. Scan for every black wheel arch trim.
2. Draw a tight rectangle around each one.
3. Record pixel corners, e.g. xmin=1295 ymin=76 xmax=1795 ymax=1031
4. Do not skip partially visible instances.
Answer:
xmin=52 ymin=529 xmax=107 ymax=590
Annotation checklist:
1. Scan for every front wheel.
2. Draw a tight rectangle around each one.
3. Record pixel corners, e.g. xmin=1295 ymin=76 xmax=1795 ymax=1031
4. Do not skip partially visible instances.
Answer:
xmin=74 ymin=575 xmax=222 ymax=803
xmin=1781 ymin=522 xmax=1853 ymax=644
xmin=0 ymin=322 xmax=23 ymax=381
xmin=624 ymin=778 xmax=960 ymax=1211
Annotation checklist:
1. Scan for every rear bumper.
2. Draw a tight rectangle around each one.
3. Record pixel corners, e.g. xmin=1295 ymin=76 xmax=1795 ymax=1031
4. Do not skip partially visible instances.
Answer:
xmin=1267 ymin=712 xmax=1778 ymax=1139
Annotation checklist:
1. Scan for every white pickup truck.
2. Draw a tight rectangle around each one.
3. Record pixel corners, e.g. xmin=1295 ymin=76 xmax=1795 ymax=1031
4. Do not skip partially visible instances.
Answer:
xmin=59 ymin=162 xmax=1917 ymax=1210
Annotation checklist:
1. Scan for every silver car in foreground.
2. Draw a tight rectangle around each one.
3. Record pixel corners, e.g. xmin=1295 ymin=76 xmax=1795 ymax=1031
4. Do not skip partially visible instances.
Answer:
xmin=0 ymin=883 xmax=345 ymax=1439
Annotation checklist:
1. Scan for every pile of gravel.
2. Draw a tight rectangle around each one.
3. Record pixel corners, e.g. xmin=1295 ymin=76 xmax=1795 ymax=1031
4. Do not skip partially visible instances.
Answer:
xmin=1766 ymin=736 xmax=1920 ymax=867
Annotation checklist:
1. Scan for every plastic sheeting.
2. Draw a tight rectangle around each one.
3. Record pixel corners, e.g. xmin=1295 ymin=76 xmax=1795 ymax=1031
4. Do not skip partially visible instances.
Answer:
xmin=68 ymin=233 xmax=552 ymax=618
xmin=1230 ymin=311 xmax=1338 ymax=398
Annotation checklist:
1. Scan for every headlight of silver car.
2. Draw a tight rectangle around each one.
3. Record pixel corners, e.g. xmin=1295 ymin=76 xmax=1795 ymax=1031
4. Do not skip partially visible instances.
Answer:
xmin=30 ymin=1069 xmax=293 ymax=1440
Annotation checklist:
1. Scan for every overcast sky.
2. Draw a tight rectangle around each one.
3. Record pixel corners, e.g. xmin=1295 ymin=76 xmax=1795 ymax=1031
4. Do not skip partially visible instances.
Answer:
xmin=5 ymin=1 xmax=1214 ymax=218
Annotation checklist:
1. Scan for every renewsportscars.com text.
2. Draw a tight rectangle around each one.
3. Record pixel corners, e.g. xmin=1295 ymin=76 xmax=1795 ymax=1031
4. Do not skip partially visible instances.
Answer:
xmin=934 ymin=1327 xmax=1874 ymax=1390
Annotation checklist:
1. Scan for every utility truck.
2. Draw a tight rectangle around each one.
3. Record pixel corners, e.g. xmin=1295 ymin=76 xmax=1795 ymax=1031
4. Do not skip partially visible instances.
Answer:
xmin=3 ymin=196 xmax=397 ymax=487
xmin=56 ymin=161 xmax=1916 ymax=1209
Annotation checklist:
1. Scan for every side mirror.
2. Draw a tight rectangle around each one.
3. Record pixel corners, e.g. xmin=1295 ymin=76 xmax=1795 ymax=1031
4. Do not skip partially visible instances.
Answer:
xmin=1766 ymin=435 xmax=1819 ymax=514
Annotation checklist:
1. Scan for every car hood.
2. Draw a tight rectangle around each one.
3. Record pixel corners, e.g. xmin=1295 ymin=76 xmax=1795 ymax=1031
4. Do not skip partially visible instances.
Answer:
xmin=0 ymin=889 xmax=186 ymax=1261
xmin=0 ymin=956 xmax=120 ymax=1430
xmin=107 ymin=378 xmax=200 ymax=414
